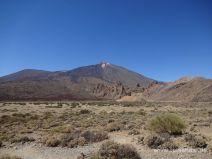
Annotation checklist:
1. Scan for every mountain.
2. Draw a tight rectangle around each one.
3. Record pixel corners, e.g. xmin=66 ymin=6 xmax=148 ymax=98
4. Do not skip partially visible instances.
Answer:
xmin=0 ymin=62 xmax=154 ymax=101
xmin=66 ymin=62 xmax=154 ymax=88
xmin=142 ymin=77 xmax=212 ymax=102
xmin=1 ymin=63 xmax=211 ymax=102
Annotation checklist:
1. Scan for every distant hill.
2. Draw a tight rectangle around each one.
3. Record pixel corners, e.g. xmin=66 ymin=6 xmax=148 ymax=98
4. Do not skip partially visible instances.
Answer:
xmin=142 ymin=77 xmax=212 ymax=102
xmin=0 ymin=62 xmax=154 ymax=101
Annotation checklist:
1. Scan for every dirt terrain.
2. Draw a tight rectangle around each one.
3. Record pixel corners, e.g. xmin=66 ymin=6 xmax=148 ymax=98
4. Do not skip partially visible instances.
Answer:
xmin=0 ymin=101 xmax=212 ymax=159
xmin=142 ymin=77 xmax=212 ymax=102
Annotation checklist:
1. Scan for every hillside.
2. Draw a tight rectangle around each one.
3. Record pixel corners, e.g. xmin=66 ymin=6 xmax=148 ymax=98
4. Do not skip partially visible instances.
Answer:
xmin=0 ymin=62 xmax=154 ymax=100
xmin=1 ymin=63 xmax=211 ymax=102
xmin=142 ymin=77 xmax=212 ymax=102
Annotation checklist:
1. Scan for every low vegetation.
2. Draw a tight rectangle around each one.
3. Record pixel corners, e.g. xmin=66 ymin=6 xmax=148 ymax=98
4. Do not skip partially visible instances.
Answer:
xmin=149 ymin=113 xmax=186 ymax=135
xmin=0 ymin=156 xmax=22 ymax=159
xmin=46 ymin=130 xmax=108 ymax=148
xmin=11 ymin=136 xmax=35 ymax=144
xmin=90 ymin=141 xmax=141 ymax=159
xmin=1 ymin=101 xmax=211 ymax=159
xmin=145 ymin=133 xmax=178 ymax=150
xmin=184 ymin=134 xmax=207 ymax=148
xmin=128 ymin=129 xmax=140 ymax=135
xmin=0 ymin=103 xmax=146 ymax=144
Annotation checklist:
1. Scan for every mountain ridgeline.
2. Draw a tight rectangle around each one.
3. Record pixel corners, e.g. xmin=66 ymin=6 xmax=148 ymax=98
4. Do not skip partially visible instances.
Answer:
xmin=0 ymin=62 xmax=211 ymax=102
xmin=0 ymin=62 xmax=154 ymax=100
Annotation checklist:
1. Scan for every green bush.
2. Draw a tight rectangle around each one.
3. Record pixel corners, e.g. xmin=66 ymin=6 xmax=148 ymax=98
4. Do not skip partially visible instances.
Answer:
xmin=149 ymin=113 xmax=186 ymax=135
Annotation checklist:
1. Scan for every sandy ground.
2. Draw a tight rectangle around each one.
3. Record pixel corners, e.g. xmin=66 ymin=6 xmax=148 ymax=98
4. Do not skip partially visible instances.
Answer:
xmin=0 ymin=102 xmax=212 ymax=159
xmin=1 ymin=132 xmax=211 ymax=159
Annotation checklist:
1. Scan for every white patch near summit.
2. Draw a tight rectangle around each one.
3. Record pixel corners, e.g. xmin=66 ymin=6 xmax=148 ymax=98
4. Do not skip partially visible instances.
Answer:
xmin=101 ymin=63 xmax=106 ymax=68
xmin=101 ymin=62 xmax=110 ymax=69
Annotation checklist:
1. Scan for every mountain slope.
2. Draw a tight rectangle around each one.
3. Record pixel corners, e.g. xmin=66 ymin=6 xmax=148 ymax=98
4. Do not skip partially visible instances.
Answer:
xmin=142 ymin=77 xmax=212 ymax=102
xmin=1 ymin=63 xmax=211 ymax=102
xmin=66 ymin=62 xmax=154 ymax=88
xmin=0 ymin=62 xmax=154 ymax=100
xmin=0 ymin=69 xmax=52 ymax=82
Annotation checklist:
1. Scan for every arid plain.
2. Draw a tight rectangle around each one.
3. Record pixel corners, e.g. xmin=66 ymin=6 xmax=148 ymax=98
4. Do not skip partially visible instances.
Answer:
xmin=0 ymin=101 xmax=212 ymax=159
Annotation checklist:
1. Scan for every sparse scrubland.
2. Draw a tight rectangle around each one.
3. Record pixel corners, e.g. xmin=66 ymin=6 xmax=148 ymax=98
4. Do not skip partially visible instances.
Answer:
xmin=0 ymin=101 xmax=212 ymax=159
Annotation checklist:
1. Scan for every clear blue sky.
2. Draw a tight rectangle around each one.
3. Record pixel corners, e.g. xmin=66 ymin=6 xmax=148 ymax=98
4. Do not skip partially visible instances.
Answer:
xmin=0 ymin=0 xmax=212 ymax=81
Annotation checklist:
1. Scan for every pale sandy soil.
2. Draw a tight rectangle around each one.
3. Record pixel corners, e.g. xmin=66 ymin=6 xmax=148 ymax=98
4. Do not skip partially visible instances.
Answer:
xmin=1 ymin=132 xmax=211 ymax=159
xmin=0 ymin=102 xmax=212 ymax=159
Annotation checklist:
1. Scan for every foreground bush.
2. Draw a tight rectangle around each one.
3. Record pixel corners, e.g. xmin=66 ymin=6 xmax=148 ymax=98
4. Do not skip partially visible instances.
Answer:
xmin=145 ymin=133 xmax=178 ymax=150
xmin=0 ymin=156 xmax=22 ymax=159
xmin=105 ymin=122 xmax=123 ymax=132
xmin=146 ymin=134 xmax=167 ymax=149
xmin=149 ymin=113 xmax=186 ymax=135
xmin=11 ymin=136 xmax=35 ymax=144
xmin=46 ymin=130 xmax=108 ymax=148
xmin=185 ymin=134 xmax=207 ymax=148
xmin=90 ymin=141 xmax=141 ymax=159
xmin=46 ymin=136 xmax=61 ymax=147
xmin=81 ymin=130 xmax=108 ymax=143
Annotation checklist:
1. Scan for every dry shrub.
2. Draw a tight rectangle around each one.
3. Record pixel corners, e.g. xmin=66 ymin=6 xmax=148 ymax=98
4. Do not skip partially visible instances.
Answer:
xmin=79 ymin=109 xmax=91 ymax=114
xmin=105 ymin=123 xmax=122 ymax=132
xmin=66 ymin=137 xmax=86 ymax=148
xmin=11 ymin=136 xmax=35 ymax=144
xmin=91 ymin=141 xmax=141 ymax=159
xmin=208 ymin=110 xmax=212 ymax=116
xmin=137 ymin=109 xmax=146 ymax=115
xmin=60 ymin=129 xmax=81 ymax=148
xmin=81 ymin=130 xmax=108 ymax=143
xmin=46 ymin=136 xmax=61 ymax=147
xmin=159 ymin=140 xmax=178 ymax=150
xmin=17 ymin=103 xmax=26 ymax=106
xmin=71 ymin=102 xmax=80 ymax=108
xmin=146 ymin=134 xmax=166 ymax=149
xmin=145 ymin=133 xmax=178 ymax=150
xmin=0 ymin=156 xmax=22 ymax=159
xmin=185 ymin=134 xmax=207 ymax=148
xmin=128 ymin=129 xmax=140 ymax=135
xmin=48 ymin=130 xmax=108 ymax=148
xmin=51 ymin=126 xmax=72 ymax=133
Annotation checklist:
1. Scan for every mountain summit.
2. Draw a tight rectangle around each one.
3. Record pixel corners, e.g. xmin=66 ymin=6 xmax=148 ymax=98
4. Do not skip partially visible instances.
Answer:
xmin=67 ymin=62 xmax=154 ymax=88
xmin=0 ymin=63 xmax=154 ymax=100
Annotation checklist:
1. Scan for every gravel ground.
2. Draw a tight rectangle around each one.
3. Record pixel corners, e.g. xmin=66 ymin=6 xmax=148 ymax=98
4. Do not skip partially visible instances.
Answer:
xmin=1 ymin=142 xmax=211 ymax=159
xmin=0 ymin=142 xmax=101 ymax=159
xmin=1 ymin=134 xmax=211 ymax=159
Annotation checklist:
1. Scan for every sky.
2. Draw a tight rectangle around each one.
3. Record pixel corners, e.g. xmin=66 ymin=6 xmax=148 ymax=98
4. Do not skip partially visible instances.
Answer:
xmin=0 ymin=0 xmax=212 ymax=81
